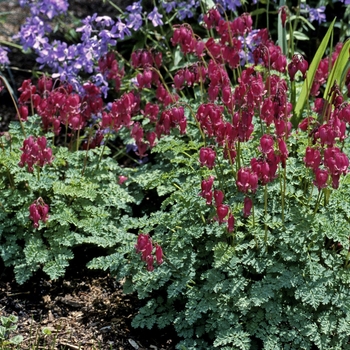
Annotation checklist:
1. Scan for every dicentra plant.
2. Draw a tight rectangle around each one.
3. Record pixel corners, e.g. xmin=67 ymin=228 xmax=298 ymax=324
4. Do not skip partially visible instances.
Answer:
xmin=1 ymin=1 xmax=350 ymax=349
xmin=89 ymin=9 xmax=350 ymax=350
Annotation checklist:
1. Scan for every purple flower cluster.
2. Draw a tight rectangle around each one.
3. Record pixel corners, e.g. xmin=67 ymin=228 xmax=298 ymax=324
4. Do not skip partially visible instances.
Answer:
xmin=335 ymin=0 xmax=350 ymax=5
xmin=215 ymin=0 xmax=243 ymax=13
xmin=19 ymin=0 xmax=68 ymax=19
xmin=160 ymin=0 xmax=200 ymax=20
xmin=15 ymin=0 xmax=142 ymax=95
xmin=126 ymin=1 xmax=143 ymax=30
xmin=301 ymin=4 xmax=326 ymax=24
xmin=0 ymin=46 xmax=9 ymax=65
xmin=10 ymin=0 xmax=333 ymax=98
xmin=12 ymin=0 xmax=255 ymax=93
xmin=239 ymin=29 xmax=264 ymax=65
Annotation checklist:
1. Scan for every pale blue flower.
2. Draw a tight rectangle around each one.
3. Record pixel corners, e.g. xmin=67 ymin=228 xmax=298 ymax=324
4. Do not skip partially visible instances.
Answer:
xmin=161 ymin=0 xmax=177 ymax=13
xmin=0 ymin=46 xmax=9 ymax=65
xmin=147 ymin=7 xmax=163 ymax=27
xmin=126 ymin=13 xmax=143 ymax=31
xmin=308 ymin=6 xmax=326 ymax=24
xmin=301 ymin=4 xmax=326 ymax=24
xmin=113 ymin=18 xmax=131 ymax=40
xmin=126 ymin=1 xmax=142 ymax=13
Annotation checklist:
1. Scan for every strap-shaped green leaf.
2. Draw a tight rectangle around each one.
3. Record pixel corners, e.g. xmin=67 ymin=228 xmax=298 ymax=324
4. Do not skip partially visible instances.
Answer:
xmin=293 ymin=18 xmax=336 ymax=125
xmin=277 ymin=0 xmax=287 ymax=56
xmin=323 ymin=38 xmax=350 ymax=101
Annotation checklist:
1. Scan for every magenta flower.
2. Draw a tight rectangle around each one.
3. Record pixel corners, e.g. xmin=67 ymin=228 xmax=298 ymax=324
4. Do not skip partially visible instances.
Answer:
xmin=304 ymin=147 xmax=321 ymax=170
xmin=146 ymin=255 xmax=154 ymax=272
xmin=259 ymin=134 xmax=274 ymax=155
xmin=236 ymin=167 xmax=251 ymax=193
xmin=18 ymin=136 xmax=53 ymax=173
xmin=243 ymin=197 xmax=253 ymax=217
xmin=199 ymin=147 xmax=216 ymax=169
xmin=214 ymin=190 xmax=224 ymax=207
xmin=227 ymin=214 xmax=235 ymax=233
xmin=216 ymin=204 xmax=229 ymax=224
xmin=135 ymin=233 xmax=163 ymax=271
xmin=155 ymin=244 xmax=163 ymax=265
xmin=199 ymin=176 xmax=215 ymax=205
xmin=141 ymin=240 xmax=153 ymax=262
xmin=29 ymin=197 xmax=49 ymax=228
xmin=135 ymin=233 xmax=151 ymax=254
xmin=313 ymin=168 xmax=329 ymax=190
xmin=118 ymin=176 xmax=128 ymax=185
xmin=237 ymin=167 xmax=258 ymax=193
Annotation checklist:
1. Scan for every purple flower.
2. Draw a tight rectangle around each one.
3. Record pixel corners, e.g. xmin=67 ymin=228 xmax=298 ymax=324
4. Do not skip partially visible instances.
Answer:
xmin=239 ymin=29 xmax=261 ymax=65
xmin=126 ymin=13 xmax=143 ymax=31
xmin=17 ymin=0 xmax=140 ymax=98
xmin=177 ymin=8 xmax=194 ymax=20
xmin=302 ymin=5 xmax=326 ymax=24
xmin=335 ymin=0 xmax=350 ymax=4
xmin=126 ymin=144 xmax=138 ymax=153
xmin=39 ymin=0 xmax=69 ymax=19
xmin=161 ymin=0 xmax=177 ymax=13
xmin=113 ymin=18 xmax=131 ymax=40
xmin=147 ymin=7 xmax=163 ymax=27
xmin=216 ymin=0 xmax=242 ymax=12
xmin=126 ymin=1 xmax=142 ymax=13
xmin=0 ymin=46 xmax=9 ymax=65
xmin=95 ymin=16 xmax=115 ymax=27
xmin=309 ymin=6 xmax=326 ymax=24
xmin=36 ymin=40 xmax=69 ymax=68
xmin=19 ymin=0 xmax=68 ymax=19
xmin=92 ymin=73 xmax=109 ymax=98
xmin=76 ymin=13 xmax=98 ymax=41
xmin=15 ymin=16 xmax=51 ymax=50
xmin=176 ymin=1 xmax=200 ymax=20
xmin=99 ymin=28 xmax=118 ymax=50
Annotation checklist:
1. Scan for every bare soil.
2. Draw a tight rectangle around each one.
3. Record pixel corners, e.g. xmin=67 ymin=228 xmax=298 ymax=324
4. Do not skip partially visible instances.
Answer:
xmin=0 ymin=248 xmax=177 ymax=350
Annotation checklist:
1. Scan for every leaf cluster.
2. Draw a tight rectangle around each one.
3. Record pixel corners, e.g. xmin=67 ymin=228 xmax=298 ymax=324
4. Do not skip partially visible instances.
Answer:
xmin=0 ymin=115 xmax=139 ymax=284
xmin=88 ymin=120 xmax=350 ymax=349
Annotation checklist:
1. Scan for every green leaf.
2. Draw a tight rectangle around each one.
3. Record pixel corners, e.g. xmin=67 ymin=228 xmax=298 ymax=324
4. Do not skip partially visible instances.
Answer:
xmin=277 ymin=3 xmax=287 ymax=56
xmin=41 ymin=327 xmax=52 ymax=335
xmin=202 ymin=0 xmax=215 ymax=10
xmin=289 ymin=15 xmax=315 ymax=31
xmin=289 ymin=31 xmax=310 ymax=41
xmin=0 ymin=326 xmax=6 ymax=340
xmin=43 ymin=253 xmax=73 ymax=280
xmin=9 ymin=335 xmax=23 ymax=345
xmin=250 ymin=8 xmax=267 ymax=16
xmin=293 ymin=18 xmax=336 ymax=125
xmin=323 ymin=39 xmax=350 ymax=101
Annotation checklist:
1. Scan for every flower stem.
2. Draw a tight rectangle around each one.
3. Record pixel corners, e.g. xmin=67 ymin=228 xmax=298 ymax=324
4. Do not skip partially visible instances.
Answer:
xmin=264 ymin=184 xmax=268 ymax=244
xmin=0 ymin=75 xmax=26 ymax=138
xmin=313 ymin=189 xmax=323 ymax=216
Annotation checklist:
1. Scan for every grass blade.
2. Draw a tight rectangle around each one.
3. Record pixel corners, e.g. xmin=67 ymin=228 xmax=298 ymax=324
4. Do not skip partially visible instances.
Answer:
xmin=323 ymin=38 xmax=350 ymax=101
xmin=292 ymin=18 xmax=336 ymax=126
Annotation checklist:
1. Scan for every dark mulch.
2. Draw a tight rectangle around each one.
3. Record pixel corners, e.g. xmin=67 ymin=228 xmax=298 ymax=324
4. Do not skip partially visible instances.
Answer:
xmin=0 ymin=247 xmax=177 ymax=350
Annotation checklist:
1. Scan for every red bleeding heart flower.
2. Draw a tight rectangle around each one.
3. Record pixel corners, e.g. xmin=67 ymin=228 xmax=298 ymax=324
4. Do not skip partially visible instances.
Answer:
xmin=135 ymin=233 xmax=164 ymax=271
xmin=243 ymin=197 xmax=253 ymax=217
xmin=313 ymin=168 xmax=329 ymax=190
xmin=29 ymin=197 xmax=49 ymax=228
xmin=18 ymin=136 xmax=53 ymax=173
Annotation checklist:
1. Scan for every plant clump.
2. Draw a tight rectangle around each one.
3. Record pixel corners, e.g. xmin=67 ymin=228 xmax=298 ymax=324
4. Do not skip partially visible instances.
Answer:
xmin=0 ymin=0 xmax=350 ymax=348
